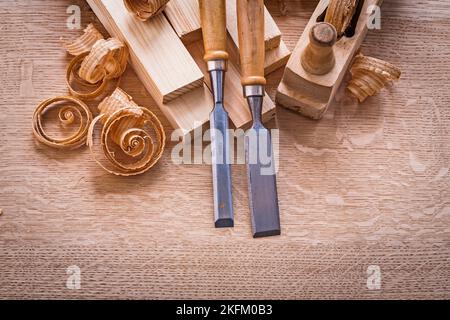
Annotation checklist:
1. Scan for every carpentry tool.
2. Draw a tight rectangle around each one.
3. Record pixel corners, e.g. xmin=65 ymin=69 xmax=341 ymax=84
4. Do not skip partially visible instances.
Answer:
xmin=199 ymin=0 xmax=234 ymax=228
xmin=276 ymin=0 xmax=383 ymax=120
xmin=237 ymin=0 xmax=281 ymax=238
xmin=165 ymin=0 xmax=291 ymax=77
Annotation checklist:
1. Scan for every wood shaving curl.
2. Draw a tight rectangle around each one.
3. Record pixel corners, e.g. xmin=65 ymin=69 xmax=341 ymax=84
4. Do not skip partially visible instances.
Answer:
xmin=33 ymin=26 xmax=166 ymax=177
xmin=87 ymin=88 xmax=166 ymax=176
xmin=32 ymin=96 xmax=93 ymax=149
xmin=63 ymin=24 xmax=104 ymax=56
xmin=65 ymin=52 xmax=110 ymax=100
xmin=63 ymin=25 xmax=129 ymax=100
xmin=79 ymin=38 xmax=128 ymax=84
xmin=123 ymin=0 xmax=169 ymax=21
xmin=347 ymin=53 xmax=402 ymax=102
xmin=325 ymin=0 xmax=358 ymax=37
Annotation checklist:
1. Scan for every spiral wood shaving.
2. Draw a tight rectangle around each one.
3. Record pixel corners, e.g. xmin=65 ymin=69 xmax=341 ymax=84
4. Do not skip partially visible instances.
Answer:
xmin=325 ymin=0 xmax=358 ymax=37
xmin=64 ymin=25 xmax=129 ymax=100
xmin=87 ymin=88 xmax=166 ymax=176
xmin=63 ymin=24 xmax=104 ymax=56
xmin=123 ymin=0 xmax=169 ymax=21
xmin=347 ymin=53 xmax=402 ymax=102
xmin=33 ymin=26 xmax=166 ymax=176
xmin=32 ymin=96 xmax=93 ymax=149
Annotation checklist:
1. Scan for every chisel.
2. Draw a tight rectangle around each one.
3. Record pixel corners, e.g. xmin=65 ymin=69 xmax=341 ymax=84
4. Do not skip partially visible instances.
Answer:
xmin=199 ymin=0 xmax=234 ymax=228
xmin=236 ymin=0 xmax=281 ymax=237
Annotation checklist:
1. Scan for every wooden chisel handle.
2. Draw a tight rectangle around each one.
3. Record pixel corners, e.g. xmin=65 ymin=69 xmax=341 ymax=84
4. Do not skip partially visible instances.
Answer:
xmin=199 ymin=0 xmax=229 ymax=62
xmin=237 ymin=0 xmax=266 ymax=86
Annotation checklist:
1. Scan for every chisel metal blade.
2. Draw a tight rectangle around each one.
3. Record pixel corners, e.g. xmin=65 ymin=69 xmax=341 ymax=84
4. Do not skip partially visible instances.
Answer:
xmin=199 ymin=0 xmax=233 ymax=228
xmin=245 ymin=95 xmax=280 ymax=238
xmin=209 ymin=68 xmax=234 ymax=228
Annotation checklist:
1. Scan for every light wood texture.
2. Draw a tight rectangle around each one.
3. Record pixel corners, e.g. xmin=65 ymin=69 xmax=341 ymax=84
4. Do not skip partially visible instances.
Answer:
xmin=199 ymin=0 xmax=229 ymax=62
xmin=188 ymin=39 xmax=276 ymax=128
xmin=237 ymin=0 xmax=266 ymax=86
xmin=262 ymin=39 xmax=291 ymax=75
xmin=87 ymin=0 xmax=210 ymax=136
xmin=164 ymin=0 xmax=202 ymax=44
xmin=88 ymin=0 xmax=204 ymax=105
xmin=226 ymin=0 xmax=281 ymax=51
xmin=1 ymin=0 xmax=450 ymax=299
xmin=276 ymin=0 xmax=383 ymax=119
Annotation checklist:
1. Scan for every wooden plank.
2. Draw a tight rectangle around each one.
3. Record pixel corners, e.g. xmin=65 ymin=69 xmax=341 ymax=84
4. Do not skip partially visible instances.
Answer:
xmin=226 ymin=0 xmax=281 ymax=51
xmin=87 ymin=0 xmax=204 ymax=105
xmin=164 ymin=0 xmax=202 ymax=44
xmin=88 ymin=0 xmax=275 ymax=135
xmin=276 ymin=0 xmax=383 ymax=119
xmin=227 ymin=0 xmax=290 ymax=76
xmin=87 ymin=0 xmax=211 ymax=136
xmin=228 ymin=37 xmax=291 ymax=77
xmin=187 ymin=39 xmax=276 ymax=129
xmin=135 ymin=66 xmax=212 ymax=136
xmin=165 ymin=0 xmax=290 ymax=75
xmin=123 ymin=48 xmax=212 ymax=136
xmin=264 ymin=40 xmax=291 ymax=75
xmin=164 ymin=0 xmax=282 ymax=50
xmin=164 ymin=0 xmax=277 ymax=127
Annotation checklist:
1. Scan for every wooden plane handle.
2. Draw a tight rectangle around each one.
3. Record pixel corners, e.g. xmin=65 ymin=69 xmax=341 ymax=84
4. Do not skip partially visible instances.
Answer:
xmin=237 ymin=0 xmax=266 ymax=86
xmin=199 ymin=0 xmax=229 ymax=62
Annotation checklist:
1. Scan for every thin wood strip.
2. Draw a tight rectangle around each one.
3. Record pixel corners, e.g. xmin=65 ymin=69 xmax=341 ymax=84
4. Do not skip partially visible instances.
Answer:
xmin=264 ymin=40 xmax=291 ymax=75
xmin=226 ymin=0 xmax=281 ymax=51
xmin=164 ymin=0 xmax=202 ymax=44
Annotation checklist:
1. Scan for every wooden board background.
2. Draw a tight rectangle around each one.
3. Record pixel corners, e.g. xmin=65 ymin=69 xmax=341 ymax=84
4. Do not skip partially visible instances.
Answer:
xmin=1 ymin=0 xmax=449 ymax=299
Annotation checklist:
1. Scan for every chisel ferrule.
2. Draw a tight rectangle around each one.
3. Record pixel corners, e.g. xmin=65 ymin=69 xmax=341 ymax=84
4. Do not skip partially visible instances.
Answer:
xmin=209 ymin=68 xmax=225 ymax=105
xmin=207 ymin=59 xmax=227 ymax=72
xmin=243 ymin=84 xmax=265 ymax=98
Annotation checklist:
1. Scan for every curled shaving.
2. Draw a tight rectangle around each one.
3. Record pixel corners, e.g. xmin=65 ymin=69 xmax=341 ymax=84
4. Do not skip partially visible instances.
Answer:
xmin=63 ymin=24 xmax=104 ymax=56
xmin=66 ymin=38 xmax=129 ymax=100
xmin=325 ymin=0 xmax=358 ymax=36
xmin=123 ymin=0 xmax=169 ymax=21
xmin=32 ymin=96 xmax=93 ymax=149
xmin=80 ymin=38 xmax=128 ymax=84
xmin=87 ymin=88 xmax=166 ymax=176
xmin=347 ymin=53 xmax=402 ymax=102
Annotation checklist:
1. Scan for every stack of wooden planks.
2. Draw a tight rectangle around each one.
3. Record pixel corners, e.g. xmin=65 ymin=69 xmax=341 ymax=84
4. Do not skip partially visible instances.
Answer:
xmin=87 ymin=0 xmax=291 ymax=137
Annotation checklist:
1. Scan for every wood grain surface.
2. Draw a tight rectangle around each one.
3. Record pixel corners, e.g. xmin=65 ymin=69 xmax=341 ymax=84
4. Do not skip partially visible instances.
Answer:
xmin=0 ymin=0 xmax=449 ymax=300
